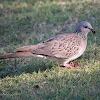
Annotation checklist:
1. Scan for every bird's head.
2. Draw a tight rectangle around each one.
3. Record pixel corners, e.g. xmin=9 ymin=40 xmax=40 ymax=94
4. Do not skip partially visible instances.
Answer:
xmin=75 ymin=21 xmax=96 ymax=34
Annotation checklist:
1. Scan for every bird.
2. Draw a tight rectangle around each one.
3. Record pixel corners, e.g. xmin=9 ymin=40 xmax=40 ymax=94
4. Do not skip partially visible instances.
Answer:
xmin=0 ymin=21 xmax=95 ymax=68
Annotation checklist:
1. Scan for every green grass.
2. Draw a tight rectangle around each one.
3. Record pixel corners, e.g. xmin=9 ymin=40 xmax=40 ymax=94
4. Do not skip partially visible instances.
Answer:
xmin=0 ymin=0 xmax=100 ymax=100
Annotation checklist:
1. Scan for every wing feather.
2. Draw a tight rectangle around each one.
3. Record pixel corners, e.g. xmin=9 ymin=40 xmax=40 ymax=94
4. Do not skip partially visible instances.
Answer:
xmin=31 ymin=33 xmax=81 ymax=59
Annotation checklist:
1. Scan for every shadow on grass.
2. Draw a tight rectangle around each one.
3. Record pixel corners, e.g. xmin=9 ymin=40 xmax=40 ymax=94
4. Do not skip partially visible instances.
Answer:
xmin=0 ymin=58 xmax=55 ymax=78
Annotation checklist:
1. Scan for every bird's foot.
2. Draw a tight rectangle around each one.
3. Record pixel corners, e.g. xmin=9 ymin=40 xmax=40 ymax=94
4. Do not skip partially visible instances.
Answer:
xmin=60 ymin=63 xmax=81 ymax=69
xmin=65 ymin=63 xmax=81 ymax=69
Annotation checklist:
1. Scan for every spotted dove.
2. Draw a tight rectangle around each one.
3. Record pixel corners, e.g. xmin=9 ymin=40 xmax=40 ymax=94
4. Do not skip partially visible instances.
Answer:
xmin=0 ymin=21 xmax=95 ymax=68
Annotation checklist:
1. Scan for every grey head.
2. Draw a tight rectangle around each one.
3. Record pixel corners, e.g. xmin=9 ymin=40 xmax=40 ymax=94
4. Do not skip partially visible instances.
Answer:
xmin=75 ymin=21 xmax=96 ymax=34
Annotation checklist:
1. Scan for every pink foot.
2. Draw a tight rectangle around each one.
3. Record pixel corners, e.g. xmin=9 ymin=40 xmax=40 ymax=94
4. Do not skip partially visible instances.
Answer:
xmin=66 ymin=63 xmax=81 ymax=69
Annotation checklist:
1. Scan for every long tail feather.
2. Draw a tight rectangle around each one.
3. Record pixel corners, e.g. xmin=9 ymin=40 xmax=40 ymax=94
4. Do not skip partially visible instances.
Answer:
xmin=0 ymin=52 xmax=34 ymax=59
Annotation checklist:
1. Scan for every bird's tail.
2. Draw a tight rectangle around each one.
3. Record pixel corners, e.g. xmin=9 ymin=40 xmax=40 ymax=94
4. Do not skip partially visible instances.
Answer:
xmin=0 ymin=52 xmax=34 ymax=59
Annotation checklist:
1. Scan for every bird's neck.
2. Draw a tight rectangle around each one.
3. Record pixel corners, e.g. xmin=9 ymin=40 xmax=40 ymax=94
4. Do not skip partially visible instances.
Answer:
xmin=74 ymin=31 xmax=87 ymax=41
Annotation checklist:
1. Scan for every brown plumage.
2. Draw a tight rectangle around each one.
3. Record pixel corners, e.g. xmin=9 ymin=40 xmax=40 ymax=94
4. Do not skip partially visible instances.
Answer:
xmin=0 ymin=21 xmax=95 ymax=67
xmin=0 ymin=52 xmax=34 ymax=59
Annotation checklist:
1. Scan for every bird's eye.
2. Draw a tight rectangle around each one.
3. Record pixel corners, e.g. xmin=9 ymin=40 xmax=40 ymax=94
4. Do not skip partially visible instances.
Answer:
xmin=84 ymin=26 xmax=88 ymax=28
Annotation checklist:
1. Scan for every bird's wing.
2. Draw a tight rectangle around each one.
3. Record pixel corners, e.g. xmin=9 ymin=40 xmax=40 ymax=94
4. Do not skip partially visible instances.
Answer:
xmin=31 ymin=33 xmax=81 ymax=59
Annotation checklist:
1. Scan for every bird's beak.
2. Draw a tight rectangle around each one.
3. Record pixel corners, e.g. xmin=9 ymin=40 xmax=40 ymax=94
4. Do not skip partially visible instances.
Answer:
xmin=91 ymin=29 xmax=96 ymax=34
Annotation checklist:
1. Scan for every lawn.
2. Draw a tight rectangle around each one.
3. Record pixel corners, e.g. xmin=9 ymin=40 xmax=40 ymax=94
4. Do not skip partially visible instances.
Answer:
xmin=0 ymin=0 xmax=100 ymax=100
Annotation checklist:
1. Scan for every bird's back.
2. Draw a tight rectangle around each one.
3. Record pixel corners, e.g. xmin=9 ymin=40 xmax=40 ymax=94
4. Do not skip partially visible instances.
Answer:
xmin=29 ymin=33 xmax=87 ymax=60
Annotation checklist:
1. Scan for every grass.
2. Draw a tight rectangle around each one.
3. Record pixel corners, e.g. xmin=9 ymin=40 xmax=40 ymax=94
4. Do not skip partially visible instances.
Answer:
xmin=0 ymin=0 xmax=100 ymax=100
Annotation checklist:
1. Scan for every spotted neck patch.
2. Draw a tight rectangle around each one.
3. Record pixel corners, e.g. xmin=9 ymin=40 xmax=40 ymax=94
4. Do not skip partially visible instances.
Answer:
xmin=74 ymin=31 xmax=87 ymax=41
